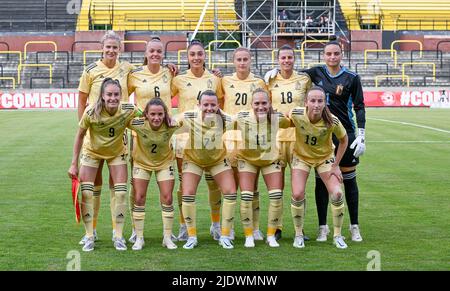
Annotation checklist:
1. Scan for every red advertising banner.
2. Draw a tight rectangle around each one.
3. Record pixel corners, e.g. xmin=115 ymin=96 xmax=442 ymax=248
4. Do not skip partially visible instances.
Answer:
xmin=0 ymin=91 xmax=180 ymax=110
xmin=0 ymin=89 xmax=448 ymax=109
xmin=364 ymin=90 xmax=448 ymax=107
xmin=0 ymin=91 xmax=79 ymax=109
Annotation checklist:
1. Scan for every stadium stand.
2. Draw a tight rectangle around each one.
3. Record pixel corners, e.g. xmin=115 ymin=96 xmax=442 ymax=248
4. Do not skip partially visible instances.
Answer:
xmin=77 ymin=0 xmax=238 ymax=31
xmin=339 ymin=0 xmax=450 ymax=30
xmin=0 ymin=0 xmax=78 ymax=31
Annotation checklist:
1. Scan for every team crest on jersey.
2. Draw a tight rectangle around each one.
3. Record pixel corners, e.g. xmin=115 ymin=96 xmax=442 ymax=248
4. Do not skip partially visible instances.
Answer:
xmin=336 ymin=84 xmax=344 ymax=95
xmin=295 ymin=81 xmax=302 ymax=90
xmin=230 ymin=84 xmax=235 ymax=88
xmin=250 ymin=83 xmax=257 ymax=92
xmin=142 ymin=79 xmax=147 ymax=83
xmin=187 ymin=82 xmax=192 ymax=87
xmin=274 ymin=84 xmax=279 ymax=88
xmin=207 ymin=79 xmax=213 ymax=89
xmin=163 ymin=74 xmax=168 ymax=83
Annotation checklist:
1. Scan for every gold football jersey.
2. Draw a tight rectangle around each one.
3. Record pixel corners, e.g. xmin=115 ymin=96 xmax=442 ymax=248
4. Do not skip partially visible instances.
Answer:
xmin=222 ymin=73 xmax=266 ymax=114
xmin=269 ymin=71 xmax=312 ymax=142
xmin=128 ymin=65 xmax=173 ymax=111
xmin=79 ymin=103 xmax=137 ymax=160
xmin=78 ymin=60 xmax=135 ymax=104
xmin=290 ymin=107 xmax=346 ymax=164
xmin=181 ymin=110 xmax=232 ymax=167
xmin=222 ymin=72 xmax=266 ymax=141
xmin=171 ymin=69 xmax=223 ymax=113
xmin=235 ymin=111 xmax=290 ymax=167
xmin=128 ymin=118 xmax=181 ymax=171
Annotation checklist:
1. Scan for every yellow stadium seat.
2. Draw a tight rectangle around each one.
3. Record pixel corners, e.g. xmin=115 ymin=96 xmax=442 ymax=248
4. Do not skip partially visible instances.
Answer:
xmin=339 ymin=0 xmax=450 ymax=30
xmin=77 ymin=0 xmax=237 ymax=31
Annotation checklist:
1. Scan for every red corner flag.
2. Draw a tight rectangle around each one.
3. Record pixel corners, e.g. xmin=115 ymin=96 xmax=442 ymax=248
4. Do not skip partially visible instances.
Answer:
xmin=71 ymin=176 xmax=81 ymax=223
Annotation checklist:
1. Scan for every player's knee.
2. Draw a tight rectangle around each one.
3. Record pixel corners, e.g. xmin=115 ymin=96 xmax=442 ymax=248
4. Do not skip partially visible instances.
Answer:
xmin=330 ymin=190 xmax=343 ymax=203
xmin=134 ymin=193 xmax=146 ymax=205
xmin=161 ymin=193 xmax=173 ymax=205
xmin=292 ymin=191 xmax=305 ymax=201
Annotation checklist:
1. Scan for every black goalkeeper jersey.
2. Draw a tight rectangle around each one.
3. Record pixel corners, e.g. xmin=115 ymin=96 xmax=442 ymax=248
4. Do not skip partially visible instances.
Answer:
xmin=304 ymin=65 xmax=366 ymax=134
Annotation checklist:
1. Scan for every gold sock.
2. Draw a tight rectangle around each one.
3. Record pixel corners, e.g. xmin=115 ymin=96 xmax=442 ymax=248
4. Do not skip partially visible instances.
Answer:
xmin=161 ymin=203 xmax=175 ymax=237
xmin=221 ymin=193 xmax=237 ymax=237
xmin=252 ymin=191 xmax=260 ymax=231
xmin=290 ymin=198 xmax=305 ymax=237
xmin=240 ymin=191 xmax=254 ymax=237
xmin=132 ymin=204 xmax=145 ymax=238
xmin=92 ymin=185 xmax=101 ymax=229
xmin=114 ymin=183 xmax=127 ymax=239
xmin=81 ymin=182 xmax=94 ymax=237
xmin=206 ymin=174 xmax=221 ymax=224
xmin=177 ymin=173 xmax=185 ymax=224
xmin=267 ymin=189 xmax=283 ymax=236
xmin=129 ymin=186 xmax=136 ymax=229
xmin=182 ymin=195 xmax=196 ymax=237
xmin=109 ymin=187 xmax=116 ymax=230
xmin=331 ymin=196 xmax=345 ymax=237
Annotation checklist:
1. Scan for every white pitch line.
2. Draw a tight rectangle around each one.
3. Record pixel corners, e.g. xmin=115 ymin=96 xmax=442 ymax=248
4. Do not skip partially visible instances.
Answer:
xmin=370 ymin=141 xmax=450 ymax=143
xmin=368 ymin=118 xmax=450 ymax=134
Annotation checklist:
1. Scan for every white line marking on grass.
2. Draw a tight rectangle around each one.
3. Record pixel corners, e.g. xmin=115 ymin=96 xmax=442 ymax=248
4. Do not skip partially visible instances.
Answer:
xmin=368 ymin=118 xmax=450 ymax=134
xmin=370 ymin=141 xmax=450 ymax=143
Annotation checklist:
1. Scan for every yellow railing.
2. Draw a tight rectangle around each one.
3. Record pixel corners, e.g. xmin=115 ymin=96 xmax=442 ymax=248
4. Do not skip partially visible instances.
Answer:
xmin=83 ymin=50 xmax=103 ymax=67
xmin=375 ymin=75 xmax=409 ymax=87
xmin=391 ymin=40 xmax=423 ymax=58
xmin=0 ymin=51 xmax=22 ymax=66
xmin=23 ymin=41 xmax=57 ymax=61
xmin=207 ymin=40 xmax=241 ymax=69
xmin=0 ymin=77 xmax=16 ymax=89
xmin=18 ymin=64 xmax=52 ymax=84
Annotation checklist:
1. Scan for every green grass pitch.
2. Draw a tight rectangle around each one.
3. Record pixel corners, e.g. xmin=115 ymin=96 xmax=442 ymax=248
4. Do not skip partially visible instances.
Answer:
xmin=0 ymin=108 xmax=449 ymax=270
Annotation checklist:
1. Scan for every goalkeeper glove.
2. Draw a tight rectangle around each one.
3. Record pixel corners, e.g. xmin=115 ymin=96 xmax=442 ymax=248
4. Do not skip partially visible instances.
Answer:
xmin=264 ymin=67 xmax=279 ymax=84
xmin=350 ymin=128 xmax=366 ymax=158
